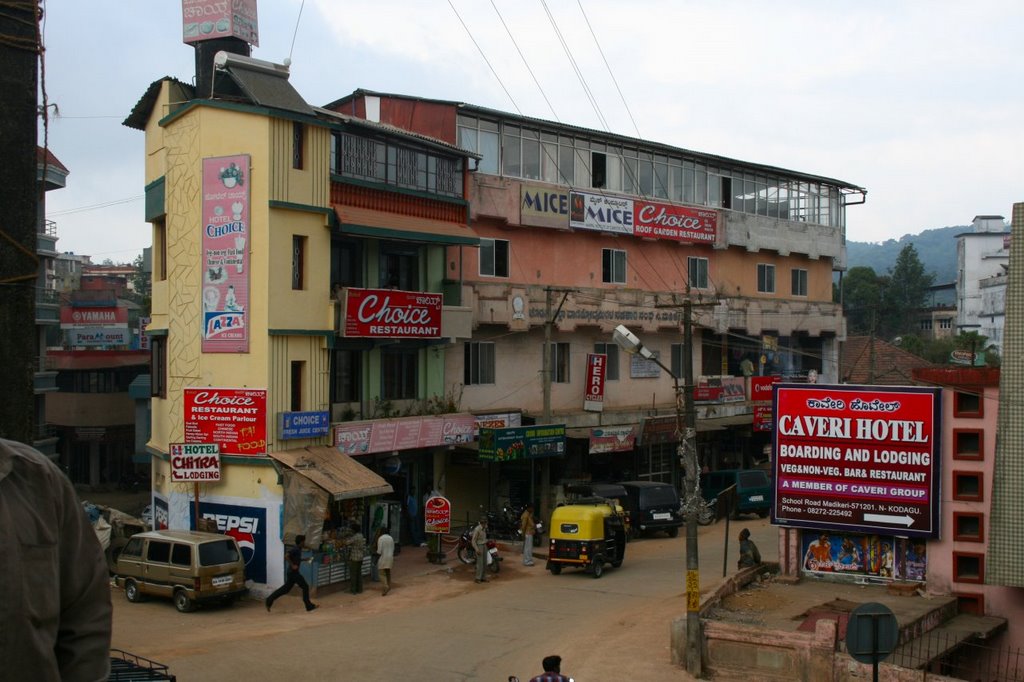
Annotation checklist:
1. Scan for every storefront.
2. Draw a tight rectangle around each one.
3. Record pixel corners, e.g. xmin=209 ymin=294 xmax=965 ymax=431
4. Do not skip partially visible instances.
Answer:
xmin=268 ymin=446 xmax=393 ymax=590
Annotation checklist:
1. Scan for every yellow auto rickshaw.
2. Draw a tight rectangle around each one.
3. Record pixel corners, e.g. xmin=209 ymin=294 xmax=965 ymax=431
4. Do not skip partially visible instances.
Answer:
xmin=546 ymin=499 xmax=627 ymax=578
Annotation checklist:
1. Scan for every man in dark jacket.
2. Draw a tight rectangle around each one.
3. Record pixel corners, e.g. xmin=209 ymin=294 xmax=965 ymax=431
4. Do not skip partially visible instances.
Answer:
xmin=266 ymin=534 xmax=318 ymax=612
xmin=0 ymin=438 xmax=112 ymax=681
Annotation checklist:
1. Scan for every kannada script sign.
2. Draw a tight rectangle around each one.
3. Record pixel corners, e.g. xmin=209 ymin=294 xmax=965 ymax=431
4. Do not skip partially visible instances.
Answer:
xmin=771 ymin=384 xmax=941 ymax=538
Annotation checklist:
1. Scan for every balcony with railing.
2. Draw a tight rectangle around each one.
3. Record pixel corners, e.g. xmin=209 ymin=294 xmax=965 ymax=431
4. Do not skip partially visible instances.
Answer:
xmin=35 ymin=287 xmax=61 ymax=324
xmin=37 ymin=220 xmax=59 ymax=256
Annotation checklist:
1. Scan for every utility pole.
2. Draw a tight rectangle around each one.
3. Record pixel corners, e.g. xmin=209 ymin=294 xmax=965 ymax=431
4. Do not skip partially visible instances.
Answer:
xmin=540 ymin=287 xmax=571 ymax=526
xmin=0 ymin=0 xmax=41 ymax=443
xmin=681 ymin=298 xmax=702 ymax=677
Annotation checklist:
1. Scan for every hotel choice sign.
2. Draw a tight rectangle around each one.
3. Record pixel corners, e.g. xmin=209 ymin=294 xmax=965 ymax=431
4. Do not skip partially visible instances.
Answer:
xmin=771 ymin=384 xmax=941 ymax=539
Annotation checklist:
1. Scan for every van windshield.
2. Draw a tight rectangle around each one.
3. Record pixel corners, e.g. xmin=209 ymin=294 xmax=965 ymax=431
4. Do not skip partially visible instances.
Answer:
xmin=739 ymin=470 xmax=769 ymax=487
xmin=641 ymin=487 xmax=678 ymax=506
xmin=198 ymin=539 xmax=240 ymax=566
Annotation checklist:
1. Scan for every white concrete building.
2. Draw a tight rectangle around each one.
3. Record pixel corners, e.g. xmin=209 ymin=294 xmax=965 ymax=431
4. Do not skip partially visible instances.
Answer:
xmin=956 ymin=215 xmax=1010 ymax=354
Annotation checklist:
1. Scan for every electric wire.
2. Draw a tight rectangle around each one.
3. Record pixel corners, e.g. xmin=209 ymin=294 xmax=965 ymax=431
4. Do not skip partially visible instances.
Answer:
xmin=287 ymin=0 xmax=305 ymax=64
xmin=448 ymin=0 xmax=523 ymax=115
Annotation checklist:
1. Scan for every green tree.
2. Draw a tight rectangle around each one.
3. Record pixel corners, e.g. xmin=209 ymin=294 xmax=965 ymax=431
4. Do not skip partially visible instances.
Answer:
xmin=841 ymin=266 xmax=883 ymax=335
xmin=880 ymin=244 xmax=934 ymax=338
xmin=129 ymin=252 xmax=151 ymax=315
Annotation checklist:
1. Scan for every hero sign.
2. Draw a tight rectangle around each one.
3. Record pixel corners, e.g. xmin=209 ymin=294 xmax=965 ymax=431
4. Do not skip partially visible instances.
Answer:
xmin=771 ymin=384 xmax=941 ymax=538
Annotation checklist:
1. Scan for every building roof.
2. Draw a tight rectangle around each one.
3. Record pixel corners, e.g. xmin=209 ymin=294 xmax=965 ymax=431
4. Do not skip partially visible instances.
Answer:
xmin=912 ymin=366 xmax=1000 ymax=389
xmin=840 ymin=336 xmax=935 ymax=385
xmin=36 ymin=147 xmax=68 ymax=173
xmin=212 ymin=53 xmax=314 ymax=116
xmin=123 ymin=77 xmax=195 ymax=131
xmin=330 ymin=89 xmax=866 ymax=193
xmin=314 ymin=107 xmax=479 ymax=159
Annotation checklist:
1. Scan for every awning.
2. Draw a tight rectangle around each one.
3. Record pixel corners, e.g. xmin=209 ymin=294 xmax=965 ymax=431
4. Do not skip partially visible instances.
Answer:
xmin=268 ymin=446 xmax=393 ymax=501
xmin=334 ymin=205 xmax=480 ymax=246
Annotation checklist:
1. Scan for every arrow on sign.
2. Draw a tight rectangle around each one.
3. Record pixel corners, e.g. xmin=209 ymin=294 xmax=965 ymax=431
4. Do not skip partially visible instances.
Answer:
xmin=864 ymin=513 xmax=914 ymax=527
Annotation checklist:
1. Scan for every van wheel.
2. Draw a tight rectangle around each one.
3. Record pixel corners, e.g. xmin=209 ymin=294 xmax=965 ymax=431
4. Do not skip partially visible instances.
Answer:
xmin=124 ymin=579 xmax=143 ymax=603
xmin=667 ymin=526 xmax=679 ymax=538
xmin=173 ymin=589 xmax=195 ymax=613
xmin=592 ymin=561 xmax=604 ymax=579
xmin=548 ymin=563 xmax=562 ymax=575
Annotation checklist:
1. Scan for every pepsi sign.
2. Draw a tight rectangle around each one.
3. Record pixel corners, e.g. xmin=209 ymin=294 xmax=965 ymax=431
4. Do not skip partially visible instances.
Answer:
xmin=194 ymin=501 xmax=267 ymax=583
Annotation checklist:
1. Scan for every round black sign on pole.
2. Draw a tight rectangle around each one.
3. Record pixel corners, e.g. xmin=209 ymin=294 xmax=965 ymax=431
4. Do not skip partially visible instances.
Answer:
xmin=845 ymin=602 xmax=899 ymax=682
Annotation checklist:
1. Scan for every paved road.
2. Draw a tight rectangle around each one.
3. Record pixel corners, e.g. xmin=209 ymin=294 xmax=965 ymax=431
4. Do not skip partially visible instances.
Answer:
xmin=111 ymin=517 xmax=776 ymax=681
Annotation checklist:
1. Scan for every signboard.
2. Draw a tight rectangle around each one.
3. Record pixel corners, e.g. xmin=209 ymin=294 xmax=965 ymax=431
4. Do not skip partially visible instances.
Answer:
xmin=520 ymin=185 xmax=570 ymax=229
xmin=182 ymin=0 xmax=259 ymax=45
xmin=694 ymin=376 xmax=745 ymax=403
xmin=474 ymin=412 xmax=522 ymax=436
xmin=194 ymin=501 xmax=267 ymax=583
xmin=751 ymin=375 xmax=780 ymax=402
xmin=67 ymin=327 xmax=131 ymax=347
xmin=333 ymin=414 xmax=476 ymax=456
xmin=278 ymin=411 xmax=330 ymax=440
xmin=138 ymin=316 xmax=151 ymax=351
xmin=170 ymin=443 xmax=221 ymax=482
xmin=202 ymin=154 xmax=251 ymax=353
xmin=60 ymin=306 xmax=128 ymax=328
xmin=634 ymin=201 xmax=717 ymax=243
xmin=753 ymin=404 xmax=773 ymax=432
xmin=478 ymin=425 xmax=566 ymax=461
xmin=629 ymin=352 xmax=662 ymax=379
xmin=772 ymin=384 xmax=941 ymax=538
xmin=183 ymin=387 xmax=267 ymax=456
xmin=424 ymin=495 xmax=452 ymax=535
xmin=800 ymin=532 xmax=926 ymax=581
xmin=583 ymin=353 xmax=607 ymax=412
xmin=569 ymin=191 xmax=634 ymax=234
xmin=589 ymin=426 xmax=636 ymax=454
xmin=343 ymin=288 xmax=442 ymax=339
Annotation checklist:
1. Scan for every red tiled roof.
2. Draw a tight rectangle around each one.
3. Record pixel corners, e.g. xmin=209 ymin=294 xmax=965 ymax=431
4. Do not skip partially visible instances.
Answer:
xmin=840 ymin=336 xmax=935 ymax=386
xmin=36 ymin=147 xmax=68 ymax=173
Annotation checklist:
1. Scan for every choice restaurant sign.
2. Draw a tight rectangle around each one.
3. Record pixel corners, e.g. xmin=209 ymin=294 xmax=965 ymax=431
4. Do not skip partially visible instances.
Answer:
xmin=771 ymin=384 xmax=941 ymax=539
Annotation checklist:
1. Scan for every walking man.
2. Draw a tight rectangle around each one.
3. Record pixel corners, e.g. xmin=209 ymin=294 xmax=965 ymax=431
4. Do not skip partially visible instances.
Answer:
xmin=529 ymin=654 xmax=573 ymax=682
xmin=472 ymin=515 xmax=489 ymax=583
xmin=376 ymin=527 xmax=395 ymax=596
xmin=520 ymin=503 xmax=537 ymax=566
xmin=266 ymin=535 xmax=318 ymax=612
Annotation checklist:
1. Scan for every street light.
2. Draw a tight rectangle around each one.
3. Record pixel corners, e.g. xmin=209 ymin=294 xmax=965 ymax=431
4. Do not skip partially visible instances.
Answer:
xmin=612 ymin=322 xmax=703 ymax=677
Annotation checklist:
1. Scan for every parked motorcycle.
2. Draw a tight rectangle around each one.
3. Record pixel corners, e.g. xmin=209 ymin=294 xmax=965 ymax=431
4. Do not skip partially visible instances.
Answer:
xmin=456 ymin=528 xmax=501 ymax=573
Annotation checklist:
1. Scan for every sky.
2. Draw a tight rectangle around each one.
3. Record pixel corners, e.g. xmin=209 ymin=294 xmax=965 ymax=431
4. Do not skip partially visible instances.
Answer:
xmin=39 ymin=0 xmax=1024 ymax=264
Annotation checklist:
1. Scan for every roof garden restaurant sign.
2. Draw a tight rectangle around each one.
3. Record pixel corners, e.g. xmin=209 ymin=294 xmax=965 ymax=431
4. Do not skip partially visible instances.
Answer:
xmin=342 ymin=288 xmax=442 ymax=339
xmin=771 ymin=384 xmax=941 ymax=539
xmin=634 ymin=200 xmax=717 ymax=244
xmin=478 ymin=425 xmax=566 ymax=462
xmin=201 ymin=154 xmax=250 ymax=353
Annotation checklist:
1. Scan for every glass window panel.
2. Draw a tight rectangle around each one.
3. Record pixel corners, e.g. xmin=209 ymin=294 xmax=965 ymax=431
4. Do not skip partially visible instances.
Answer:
xmin=521 ymin=133 xmax=540 ymax=180
xmin=480 ymin=118 xmax=499 ymax=132
xmin=559 ymin=144 xmax=575 ymax=185
xmin=541 ymin=141 xmax=559 ymax=183
xmin=458 ymin=127 xmax=477 ymax=153
xmin=605 ymin=153 xmax=621 ymax=191
xmin=574 ymin=148 xmax=590 ymax=187
xmin=756 ymin=179 xmax=768 ymax=216
xmin=478 ymin=130 xmax=499 ymax=174
xmin=502 ymin=132 xmax=521 ymax=177
xmin=638 ymin=158 xmax=654 ymax=196
xmin=696 ymin=170 xmax=707 ymax=204
xmin=654 ymin=162 xmax=669 ymax=199
xmin=623 ymin=157 xmax=638 ymax=194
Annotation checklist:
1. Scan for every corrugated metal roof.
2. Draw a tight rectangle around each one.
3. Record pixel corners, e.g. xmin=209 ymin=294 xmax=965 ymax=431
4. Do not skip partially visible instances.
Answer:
xmin=314 ymin=107 xmax=479 ymax=159
xmin=268 ymin=446 xmax=393 ymax=500
xmin=331 ymin=89 xmax=865 ymax=192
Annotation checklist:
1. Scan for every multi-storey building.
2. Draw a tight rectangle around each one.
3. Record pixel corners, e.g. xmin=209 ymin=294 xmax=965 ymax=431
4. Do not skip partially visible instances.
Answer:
xmin=957 ymin=215 xmax=1009 ymax=354
xmin=326 ymin=90 xmax=865 ymax=512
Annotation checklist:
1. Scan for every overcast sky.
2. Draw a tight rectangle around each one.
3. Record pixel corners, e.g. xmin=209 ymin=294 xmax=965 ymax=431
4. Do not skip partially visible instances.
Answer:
xmin=40 ymin=0 xmax=1023 ymax=263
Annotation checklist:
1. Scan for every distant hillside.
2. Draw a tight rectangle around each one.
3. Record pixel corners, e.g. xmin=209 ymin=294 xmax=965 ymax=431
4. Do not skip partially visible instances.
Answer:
xmin=846 ymin=225 xmax=966 ymax=284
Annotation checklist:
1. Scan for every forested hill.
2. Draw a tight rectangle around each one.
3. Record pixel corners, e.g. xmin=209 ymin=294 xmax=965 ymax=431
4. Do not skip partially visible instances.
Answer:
xmin=846 ymin=225 xmax=967 ymax=283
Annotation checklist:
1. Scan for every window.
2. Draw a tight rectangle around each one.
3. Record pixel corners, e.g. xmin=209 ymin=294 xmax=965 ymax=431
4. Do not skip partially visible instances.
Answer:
xmin=382 ymin=347 xmax=418 ymax=399
xmin=171 ymin=544 xmax=192 ymax=567
xmin=688 ymin=257 xmax=708 ymax=290
xmin=480 ymin=239 xmax=509 ymax=278
xmin=292 ymin=236 xmax=306 ymax=290
xmin=952 ymin=552 xmax=984 ymax=584
xmin=146 ymin=541 xmax=171 ymax=563
xmin=199 ymin=539 xmax=241 ymax=566
xmin=953 ymin=512 xmax=984 ymax=542
xmin=919 ymin=318 xmax=933 ymax=331
xmin=335 ymin=132 xmax=461 ymax=197
xmin=331 ymin=348 xmax=361 ymax=403
xmin=591 ymin=151 xmax=607 ymax=188
xmin=791 ymin=268 xmax=808 ymax=296
xmin=549 ymin=342 xmax=570 ymax=383
xmin=757 ymin=264 xmax=776 ymax=294
xmin=953 ymin=429 xmax=983 ymax=460
xmin=953 ymin=390 xmax=983 ymax=417
xmin=593 ymin=343 xmax=619 ymax=381
xmin=939 ymin=318 xmax=953 ymax=329
xmin=151 ymin=336 xmax=167 ymax=399
xmin=331 ymin=239 xmax=362 ymax=288
xmin=955 ymin=593 xmax=984 ymax=616
xmin=155 ymin=218 xmax=167 ymax=281
xmin=290 ymin=361 xmax=304 ymax=412
xmin=952 ymin=471 xmax=983 ymax=501
xmin=121 ymin=537 xmax=143 ymax=558
xmin=602 ymin=249 xmax=626 ymax=284
xmin=292 ymin=122 xmax=304 ymax=169
xmin=457 ymin=116 xmax=499 ymax=175
xmin=380 ymin=243 xmax=418 ymax=290
xmin=464 ymin=342 xmax=496 ymax=385
xmin=670 ymin=343 xmax=685 ymax=379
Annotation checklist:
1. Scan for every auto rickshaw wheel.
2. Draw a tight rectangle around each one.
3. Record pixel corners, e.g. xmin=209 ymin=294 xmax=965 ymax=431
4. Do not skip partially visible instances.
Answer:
xmin=548 ymin=563 xmax=562 ymax=575
xmin=591 ymin=560 xmax=604 ymax=578
xmin=667 ymin=526 xmax=679 ymax=538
